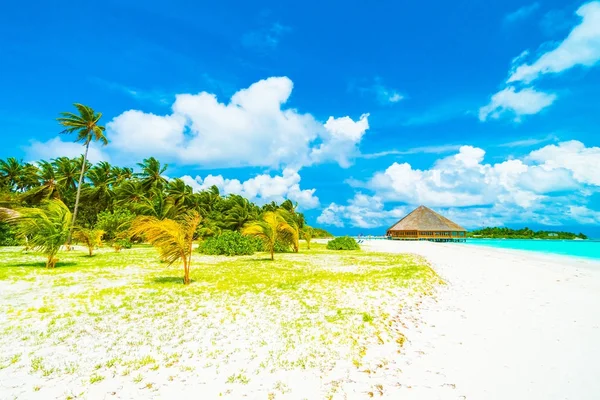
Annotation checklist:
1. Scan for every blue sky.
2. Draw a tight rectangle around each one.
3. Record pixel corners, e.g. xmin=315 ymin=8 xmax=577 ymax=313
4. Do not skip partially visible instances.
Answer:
xmin=2 ymin=0 xmax=600 ymax=236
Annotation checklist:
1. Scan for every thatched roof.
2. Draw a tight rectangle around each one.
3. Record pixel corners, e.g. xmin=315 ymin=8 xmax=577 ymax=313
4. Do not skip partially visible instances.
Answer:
xmin=387 ymin=205 xmax=466 ymax=232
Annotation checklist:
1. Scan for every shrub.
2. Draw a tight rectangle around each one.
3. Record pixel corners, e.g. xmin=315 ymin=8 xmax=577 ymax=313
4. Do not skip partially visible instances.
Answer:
xmin=198 ymin=231 xmax=263 ymax=256
xmin=0 ymin=222 xmax=21 ymax=246
xmin=327 ymin=236 xmax=360 ymax=251
xmin=273 ymin=239 xmax=293 ymax=253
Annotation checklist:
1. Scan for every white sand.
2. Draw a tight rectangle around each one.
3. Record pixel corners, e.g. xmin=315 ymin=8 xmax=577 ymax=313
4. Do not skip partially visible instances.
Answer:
xmin=364 ymin=240 xmax=600 ymax=400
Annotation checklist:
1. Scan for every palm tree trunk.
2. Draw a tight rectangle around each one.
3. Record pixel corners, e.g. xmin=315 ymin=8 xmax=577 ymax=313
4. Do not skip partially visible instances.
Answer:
xmin=183 ymin=258 xmax=190 ymax=285
xmin=270 ymin=244 xmax=274 ymax=261
xmin=67 ymin=142 xmax=90 ymax=248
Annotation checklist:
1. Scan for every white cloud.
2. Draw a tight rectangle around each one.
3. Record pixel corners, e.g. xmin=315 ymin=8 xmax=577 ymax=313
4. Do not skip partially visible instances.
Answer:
xmin=508 ymin=1 xmax=600 ymax=83
xmin=181 ymin=168 xmax=319 ymax=210
xmin=365 ymin=142 xmax=600 ymax=207
xmin=317 ymin=194 xmax=408 ymax=228
xmin=310 ymin=114 xmax=369 ymax=168
xmin=320 ymin=141 xmax=600 ymax=229
xmin=526 ymin=140 xmax=600 ymax=185
xmin=567 ymin=205 xmax=600 ymax=224
xmin=504 ymin=2 xmax=540 ymax=24
xmin=108 ymin=77 xmax=369 ymax=169
xmin=25 ymin=137 xmax=109 ymax=164
xmin=479 ymin=86 xmax=557 ymax=121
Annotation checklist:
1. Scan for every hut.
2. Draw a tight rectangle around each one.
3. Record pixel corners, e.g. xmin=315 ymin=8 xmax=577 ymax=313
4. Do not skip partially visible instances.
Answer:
xmin=386 ymin=205 xmax=467 ymax=242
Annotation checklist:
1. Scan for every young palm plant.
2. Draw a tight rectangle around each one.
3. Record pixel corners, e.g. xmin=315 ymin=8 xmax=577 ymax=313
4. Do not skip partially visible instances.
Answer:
xmin=302 ymin=225 xmax=314 ymax=250
xmin=130 ymin=211 xmax=202 ymax=285
xmin=73 ymin=228 xmax=104 ymax=256
xmin=0 ymin=200 xmax=72 ymax=268
xmin=242 ymin=211 xmax=295 ymax=260
xmin=278 ymin=209 xmax=300 ymax=253
xmin=57 ymin=104 xmax=107 ymax=247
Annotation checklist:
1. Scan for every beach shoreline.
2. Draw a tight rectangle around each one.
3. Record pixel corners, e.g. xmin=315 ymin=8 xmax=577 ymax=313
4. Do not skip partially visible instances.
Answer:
xmin=363 ymin=240 xmax=600 ymax=400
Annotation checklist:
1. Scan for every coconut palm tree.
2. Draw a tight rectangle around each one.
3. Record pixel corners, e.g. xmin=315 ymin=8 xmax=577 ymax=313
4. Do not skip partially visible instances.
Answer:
xmin=137 ymin=157 xmax=168 ymax=192
xmin=0 ymin=158 xmax=24 ymax=191
xmin=242 ymin=211 xmax=295 ymax=260
xmin=22 ymin=161 xmax=59 ymax=203
xmin=130 ymin=211 xmax=202 ymax=285
xmin=83 ymin=163 xmax=116 ymax=206
xmin=54 ymin=157 xmax=80 ymax=193
xmin=223 ymin=195 xmax=259 ymax=231
xmin=0 ymin=200 xmax=72 ymax=268
xmin=166 ymin=178 xmax=194 ymax=207
xmin=57 ymin=104 xmax=107 ymax=246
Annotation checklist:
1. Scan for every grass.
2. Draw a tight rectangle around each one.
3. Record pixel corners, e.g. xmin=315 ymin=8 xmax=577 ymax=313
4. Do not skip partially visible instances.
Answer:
xmin=0 ymin=242 xmax=441 ymax=398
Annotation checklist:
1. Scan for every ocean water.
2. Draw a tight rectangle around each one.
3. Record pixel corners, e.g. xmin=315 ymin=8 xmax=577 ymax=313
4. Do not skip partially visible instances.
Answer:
xmin=464 ymin=239 xmax=600 ymax=260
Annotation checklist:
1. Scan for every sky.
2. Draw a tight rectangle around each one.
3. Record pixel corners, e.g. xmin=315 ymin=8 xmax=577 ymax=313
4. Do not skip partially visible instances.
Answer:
xmin=1 ymin=0 xmax=600 ymax=236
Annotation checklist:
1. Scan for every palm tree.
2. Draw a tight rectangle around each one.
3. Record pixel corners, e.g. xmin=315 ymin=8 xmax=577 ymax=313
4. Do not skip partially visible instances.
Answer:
xmin=22 ymin=161 xmax=59 ymax=203
xmin=167 ymin=178 xmax=194 ymax=207
xmin=82 ymin=163 xmax=116 ymax=206
xmin=57 ymin=104 xmax=107 ymax=246
xmin=130 ymin=211 xmax=202 ymax=285
xmin=73 ymin=228 xmax=104 ymax=256
xmin=111 ymin=166 xmax=133 ymax=186
xmin=223 ymin=195 xmax=259 ymax=231
xmin=277 ymin=209 xmax=300 ymax=252
xmin=242 ymin=211 xmax=295 ymax=260
xmin=0 ymin=158 xmax=23 ymax=191
xmin=0 ymin=200 xmax=72 ymax=268
xmin=53 ymin=157 xmax=80 ymax=193
xmin=137 ymin=157 xmax=168 ymax=192
xmin=302 ymin=225 xmax=314 ymax=250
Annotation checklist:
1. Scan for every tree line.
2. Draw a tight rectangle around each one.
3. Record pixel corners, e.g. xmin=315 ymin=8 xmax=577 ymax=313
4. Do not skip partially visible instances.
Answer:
xmin=0 ymin=103 xmax=332 ymax=283
xmin=467 ymin=227 xmax=587 ymax=240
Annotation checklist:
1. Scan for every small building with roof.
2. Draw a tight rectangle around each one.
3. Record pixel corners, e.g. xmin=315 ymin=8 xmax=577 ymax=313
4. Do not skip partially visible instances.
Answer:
xmin=386 ymin=205 xmax=467 ymax=242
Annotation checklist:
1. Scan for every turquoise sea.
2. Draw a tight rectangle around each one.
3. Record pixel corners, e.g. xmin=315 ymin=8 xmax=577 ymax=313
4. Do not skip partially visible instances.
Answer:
xmin=464 ymin=239 xmax=600 ymax=261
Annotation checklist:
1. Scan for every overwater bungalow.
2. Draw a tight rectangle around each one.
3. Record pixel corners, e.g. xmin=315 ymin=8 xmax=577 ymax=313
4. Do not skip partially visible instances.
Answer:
xmin=386 ymin=205 xmax=467 ymax=242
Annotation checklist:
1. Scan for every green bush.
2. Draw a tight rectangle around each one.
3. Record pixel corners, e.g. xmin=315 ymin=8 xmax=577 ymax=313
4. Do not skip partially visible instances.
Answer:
xmin=198 ymin=231 xmax=263 ymax=256
xmin=326 ymin=236 xmax=360 ymax=251
xmin=0 ymin=221 xmax=21 ymax=246
xmin=273 ymin=239 xmax=293 ymax=253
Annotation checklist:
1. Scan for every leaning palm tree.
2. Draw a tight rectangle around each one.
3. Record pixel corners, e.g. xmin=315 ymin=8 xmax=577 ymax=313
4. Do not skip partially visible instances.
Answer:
xmin=242 ymin=211 xmax=295 ymax=261
xmin=0 ymin=200 xmax=71 ymax=268
xmin=130 ymin=211 xmax=202 ymax=285
xmin=57 ymin=104 xmax=107 ymax=246
xmin=278 ymin=209 xmax=300 ymax=253
xmin=73 ymin=228 xmax=104 ymax=256
xmin=302 ymin=225 xmax=314 ymax=250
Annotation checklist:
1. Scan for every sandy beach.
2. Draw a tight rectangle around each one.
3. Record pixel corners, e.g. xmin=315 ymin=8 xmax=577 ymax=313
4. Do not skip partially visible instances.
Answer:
xmin=2 ymin=241 xmax=600 ymax=399
xmin=364 ymin=240 xmax=600 ymax=400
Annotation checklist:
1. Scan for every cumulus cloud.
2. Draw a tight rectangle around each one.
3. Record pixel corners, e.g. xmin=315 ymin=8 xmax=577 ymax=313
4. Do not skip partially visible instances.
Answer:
xmin=508 ymin=1 xmax=600 ymax=83
xmin=107 ymin=77 xmax=369 ymax=169
xmin=310 ymin=114 xmax=369 ymax=168
xmin=180 ymin=168 xmax=319 ymax=210
xmin=479 ymin=86 xmax=557 ymax=121
xmin=317 ymin=194 xmax=408 ymax=228
xmin=25 ymin=137 xmax=109 ymax=164
xmin=320 ymin=141 xmax=600 ymax=228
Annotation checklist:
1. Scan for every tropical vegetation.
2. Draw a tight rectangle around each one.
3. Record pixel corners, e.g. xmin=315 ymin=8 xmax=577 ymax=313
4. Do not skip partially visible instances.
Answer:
xmin=468 ymin=227 xmax=588 ymax=240
xmin=326 ymin=236 xmax=361 ymax=250
xmin=0 ymin=116 xmax=332 ymax=278
xmin=0 ymin=200 xmax=72 ymax=267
